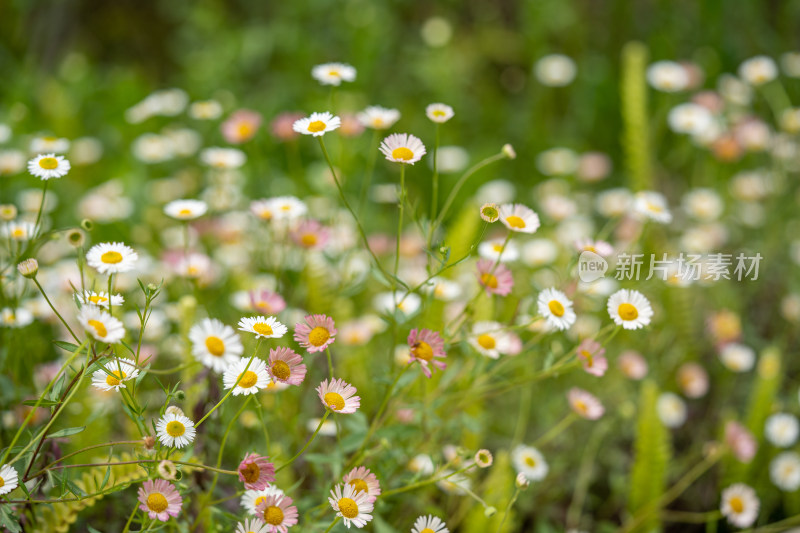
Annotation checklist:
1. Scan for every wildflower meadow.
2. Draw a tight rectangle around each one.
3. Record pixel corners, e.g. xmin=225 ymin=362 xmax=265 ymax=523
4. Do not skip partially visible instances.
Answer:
xmin=3 ymin=1 xmax=800 ymax=532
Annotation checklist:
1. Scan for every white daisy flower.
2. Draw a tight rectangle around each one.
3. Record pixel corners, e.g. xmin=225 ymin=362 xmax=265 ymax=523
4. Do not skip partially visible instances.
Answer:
xmin=91 ymin=358 xmax=139 ymax=391
xmin=1 ymin=307 xmax=34 ymax=328
xmin=223 ymin=357 xmax=271 ymax=396
xmin=720 ymin=483 xmax=760 ymax=528
xmin=498 ymin=203 xmax=540 ymax=234
xmin=512 ymin=445 xmax=548 ymax=481
xmin=719 ymin=343 xmax=756 ymax=373
xmin=425 ymin=103 xmax=454 ymax=123
xmin=241 ymin=486 xmax=285 ymax=515
xmin=155 ymin=412 xmax=197 ymax=449
xmin=765 ymin=413 xmax=799 ymax=448
xmin=2 ymin=221 xmax=36 ymax=241
xmin=537 ymin=288 xmax=577 ymax=331
xmin=739 ymin=55 xmax=778 ymax=86
xmin=657 ymin=392 xmax=687 ymax=428
xmin=372 ymin=292 xmax=422 ymax=317
xmin=164 ymin=199 xmax=208 ymax=221
xmin=188 ymin=318 xmax=244 ymax=373
xmin=292 ymin=112 xmax=341 ymax=137
xmin=238 ymin=316 xmax=288 ymax=339
xmin=78 ymin=306 xmax=125 ymax=344
xmin=646 ymin=60 xmax=689 ymax=92
xmin=534 ymin=54 xmax=576 ymax=86
xmin=0 ymin=464 xmax=19 ymax=495
xmin=27 ymin=153 xmax=71 ymax=180
xmin=85 ymin=242 xmax=139 ymax=274
xmin=607 ymin=289 xmax=653 ymax=330
xmin=634 ymin=191 xmax=672 ymax=223
xmin=199 ymin=147 xmax=246 ymax=169
xmin=30 ymin=136 xmax=70 ymax=153
xmin=667 ymin=103 xmax=714 ymax=136
xmin=412 ymin=515 xmax=449 ymax=533
xmin=77 ymin=291 xmax=124 ymax=309
xmin=468 ymin=321 xmax=513 ymax=359
xmin=770 ymin=452 xmax=800 ymax=491
xmin=250 ymin=196 xmax=308 ymax=222
xmin=683 ymin=188 xmax=723 ymax=221
xmin=478 ymin=239 xmax=520 ymax=262
xmin=311 ymin=62 xmax=356 ymax=86
xmin=329 ymin=482 xmax=374 ymax=528
xmin=379 ymin=133 xmax=426 ymax=164
xmin=357 ymin=106 xmax=401 ymax=130
xmin=189 ymin=100 xmax=223 ymax=120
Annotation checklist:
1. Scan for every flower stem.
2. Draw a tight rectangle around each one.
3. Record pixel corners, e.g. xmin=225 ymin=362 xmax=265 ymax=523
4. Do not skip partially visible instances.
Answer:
xmin=33 ymin=179 xmax=49 ymax=238
xmin=32 ymin=276 xmax=81 ymax=343
xmin=325 ymin=346 xmax=334 ymax=379
xmin=532 ymin=413 xmax=578 ymax=448
xmin=275 ymin=411 xmax=330 ymax=473
xmin=323 ymin=516 xmax=341 ymax=533
xmin=394 ymin=164 xmax=406 ymax=286
xmin=196 ymin=340 xmax=260 ymax=428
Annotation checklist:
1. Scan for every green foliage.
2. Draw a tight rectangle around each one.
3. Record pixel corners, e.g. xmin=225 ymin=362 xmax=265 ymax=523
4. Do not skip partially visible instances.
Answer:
xmin=628 ymin=380 xmax=671 ymax=533
xmin=621 ymin=41 xmax=653 ymax=192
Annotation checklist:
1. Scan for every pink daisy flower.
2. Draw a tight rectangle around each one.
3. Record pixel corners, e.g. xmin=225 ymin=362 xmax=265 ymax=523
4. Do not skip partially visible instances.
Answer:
xmin=407 ymin=328 xmax=447 ymax=378
xmin=255 ymin=493 xmax=299 ymax=533
xmin=316 ymin=378 xmax=360 ymax=413
xmin=137 ymin=479 xmax=183 ymax=521
xmin=725 ymin=421 xmax=757 ymax=463
xmin=568 ymin=388 xmax=605 ymax=420
xmin=267 ymin=346 xmax=307 ymax=385
xmin=328 ymin=483 xmax=374 ymax=528
xmin=294 ymin=314 xmax=337 ymax=353
xmin=222 ymin=109 xmax=262 ymax=144
xmin=575 ymin=238 xmax=614 ymax=257
xmin=618 ymin=350 xmax=648 ymax=380
xmin=343 ymin=466 xmax=381 ymax=502
xmin=576 ymin=339 xmax=608 ymax=377
xmin=475 ymin=259 xmax=513 ymax=296
xmin=290 ymin=219 xmax=330 ymax=250
xmin=238 ymin=453 xmax=275 ymax=490
xmin=249 ymin=289 xmax=287 ymax=315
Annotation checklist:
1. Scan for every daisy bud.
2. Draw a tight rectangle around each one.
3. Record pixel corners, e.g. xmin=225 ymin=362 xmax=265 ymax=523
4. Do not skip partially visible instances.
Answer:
xmin=480 ymin=203 xmax=499 ymax=223
xmin=17 ymin=258 xmax=38 ymax=278
xmin=65 ymin=228 xmax=85 ymax=248
xmin=474 ymin=449 xmax=493 ymax=468
xmin=166 ymin=405 xmax=185 ymax=417
xmin=143 ymin=435 xmax=156 ymax=450
xmin=484 ymin=506 xmax=497 ymax=517
xmin=515 ymin=472 xmax=530 ymax=490
xmin=502 ymin=143 xmax=516 ymax=159
xmin=0 ymin=204 xmax=17 ymax=221
xmin=80 ymin=219 xmax=93 ymax=231
xmin=174 ymin=390 xmax=186 ymax=401
xmin=157 ymin=460 xmax=177 ymax=480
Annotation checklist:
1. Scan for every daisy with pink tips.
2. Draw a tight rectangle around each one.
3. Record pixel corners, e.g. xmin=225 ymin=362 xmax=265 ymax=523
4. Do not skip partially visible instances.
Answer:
xmin=568 ymin=388 xmax=605 ymax=420
xmin=249 ymin=289 xmax=287 ymax=315
xmin=238 ymin=453 xmax=276 ymax=490
xmin=255 ymin=493 xmax=299 ymax=533
xmin=267 ymin=346 xmax=307 ymax=385
xmin=575 ymin=238 xmax=614 ymax=257
xmin=476 ymin=258 xmax=514 ymax=296
xmin=294 ymin=314 xmax=337 ymax=353
xmin=576 ymin=339 xmax=607 ymax=377
xmin=329 ymin=483 xmax=374 ymax=528
xmin=407 ymin=328 xmax=447 ymax=378
xmin=222 ymin=109 xmax=262 ymax=144
xmin=343 ymin=466 xmax=381 ymax=502
xmin=291 ymin=219 xmax=330 ymax=250
xmin=138 ymin=479 xmax=183 ymax=521
xmin=317 ymin=378 xmax=360 ymax=413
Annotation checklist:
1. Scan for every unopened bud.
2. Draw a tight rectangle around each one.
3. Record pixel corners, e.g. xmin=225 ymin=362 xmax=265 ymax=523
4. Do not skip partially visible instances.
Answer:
xmin=66 ymin=228 xmax=85 ymax=248
xmin=515 ymin=472 xmax=530 ymax=489
xmin=143 ymin=435 xmax=156 ymax=450
xmin=166 ymin=404 xmax=185 ymax=416
xmin=80 ymin=219 xmax=93 ymax=231
xmin=17 ymin=258 xmax=38 ymax=278
xmin=484 ymin=506 xmax=497 ymax=517
xmin=502 ymin=143 xmax=516 ymax=159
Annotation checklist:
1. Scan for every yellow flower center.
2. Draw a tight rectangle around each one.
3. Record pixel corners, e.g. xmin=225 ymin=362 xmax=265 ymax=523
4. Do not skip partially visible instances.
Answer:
xmin=574 ymin=400 xmax=588 ymax=414
xmin=492 ymin=244 xmax=504 ymax=252
xmin=618 ymin=303 xmax=639 ymax=321
xmin=433 ymin=110 xmax=446 ymax=117
xmin=241 ymin=462 xmax=261 ymax=483
xmin=11 ymin=228 xmax=24 ymax=238
xmin=324 ymin=392 xmax=346 ymax=411
xmin=237 ymin=370 xmax=259 ymax=388
xmin=300 ymin=233 xmax=318 ymax=246
xmin=307 ymin=120 xmax=326 ymax=133
xmin=411 ymin=341 xmax=434 ymax=362
xmin=255 ymin=496 xmax=267 ymax=507
xmin=328 ymin=69 xmax=340 ymax=77
xmin=253 ymin=322 xmax=274 ymax=336
xmin=106 ymin=370 xmax=127 ymax=386
xmin=525 ymin=456 xmax=536 ymax=467
xmin=337 ymin=497 xmax=359 ymax=518
xmin=348 ymin=478 xmax=369 ymax=494
xmin=581 ymin=350 xmax=593 ymax=367
xmin=505 ymin=215 xmax=526 ymax=229
xmin=166 ymin=420 xmax=185 ymax=437
xmin=271 ymin=360 xmax=291 ymax=380
xmin=178 ymin=208 xmax=192 ymax=216
xmin=89 ymin=295 xmax=107 ymax=304
xmin=391 ymin=147 xmax=414 ymax=161
xmin=482 ymin=206 xmax=498 ymax=219
xmin=477 ymin=334 xmax=496 ymax=350
xmin=205 ymin=336 xmax=225 ymax=356
xmin=88 ymin=319 xmax=108 ymax=338
xmin=0 ymin=478 xmax=4 ymax=488
xmin=308 ymin=326 xmax=330 ymax=346
xmin=38 ymin=157 xmax=59 ymax=170
xmin=480 ymin=273 xmax=499 ymax=289
xmin=548 ymin=300 xmax=565 ymax=317
xmin=146 ymin=492 xmax=168 ymax=513
xmin=729 ymin=496 xmax=744 ymax=514
xmin=101 ymin=251 xmax=124 ymax=264
xmin=421 ymin=529 xmax=435 ymax=533
xmin=238 ymin=123 xmax=253 ymax=137
xmin=264 ymin=505 xmax=284 ymax=525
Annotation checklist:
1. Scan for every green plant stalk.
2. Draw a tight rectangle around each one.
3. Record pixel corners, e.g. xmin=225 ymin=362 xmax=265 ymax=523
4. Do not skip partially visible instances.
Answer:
xmin=275 ymin=410 xmax=330 ymax=473
xmin=32 ymin=276 xmax=81 ymax=343
xmin=381 ymin=463 xmax=476 ymax=497
xmin=358 ymin=129 xmax=380 ymax=214
xmin=394 ymin=163 xmax=406 ymax=287
xmin=27 ymin=440 xmax=141 ymax=479
xmin=621 ymin=41 xmax=653 ymax=191
xmin=428 ymin=123 xmax=441 ymax=248
xmin=325 ymin=346 xmax=335 ymax=379
xmin=196 ymin=339 xmax=261 ymax=428
xmin=532 ymin=413 xmax=578 ymax=448
xmin=33 ymin=180 xmax=49 ymax=238
xmin=323 ymin=516 xmax=341 ymax=533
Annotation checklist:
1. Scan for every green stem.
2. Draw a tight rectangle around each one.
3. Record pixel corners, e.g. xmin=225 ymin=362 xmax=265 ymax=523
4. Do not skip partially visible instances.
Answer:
xmin=381 ymin=464 xmax=475 ymax=497
xmin=326 ymin=347 xmax=334 ymax=379
xmin=33 ymin=180 xmax=49 ymax=238
xmin=196 ymin=340 xmax=261 ymax=428
xmin=394 ymin=164 xmax=406 ymax=286
xmin=27 ymin=440 xmax=141 ymax=479
xmin=496 ymin=487 xmax=520 ymax=533
xmin=532 ymin=413 xmax=578 ymax=448
xmin=207 ymin=396 xmax=252 ymax=497
xmin=358 ymin=129 xmax=380 ymax=214
xmin=32 ymin=277 xmax=81 ymax=343
xmin=323 ymin=516 xmax=341 ymax=533
xmin=275 ymin=411 xmax=330 ymax=473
